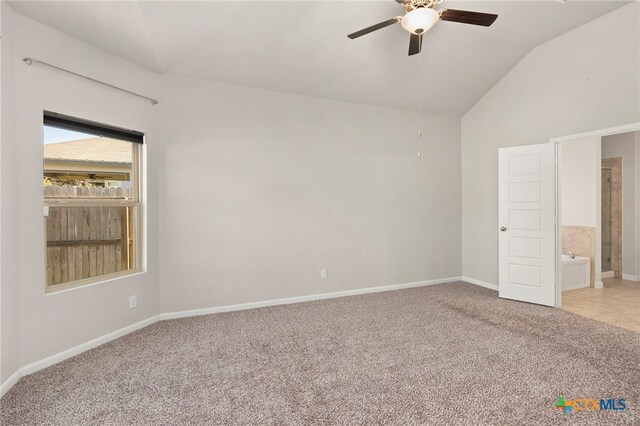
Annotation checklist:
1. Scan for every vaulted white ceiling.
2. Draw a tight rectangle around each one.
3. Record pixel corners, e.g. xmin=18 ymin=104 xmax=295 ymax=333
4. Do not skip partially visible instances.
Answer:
xmin=8 ymin=1 xmax=629 ymax=115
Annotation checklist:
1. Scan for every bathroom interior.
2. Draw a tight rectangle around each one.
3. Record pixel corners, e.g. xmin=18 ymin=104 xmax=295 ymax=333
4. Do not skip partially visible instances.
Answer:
xmin=559 ymin=130 xmax=639 ymax=332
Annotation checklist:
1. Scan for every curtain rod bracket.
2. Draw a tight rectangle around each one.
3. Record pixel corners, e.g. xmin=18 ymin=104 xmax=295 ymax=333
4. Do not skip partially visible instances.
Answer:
xmin=23 ymin=57 xmax=159 ymax=106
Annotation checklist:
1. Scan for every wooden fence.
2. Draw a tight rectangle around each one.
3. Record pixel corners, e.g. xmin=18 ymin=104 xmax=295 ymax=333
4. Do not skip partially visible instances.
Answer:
xmin=45 ymin=185 xmax=134 ymax=286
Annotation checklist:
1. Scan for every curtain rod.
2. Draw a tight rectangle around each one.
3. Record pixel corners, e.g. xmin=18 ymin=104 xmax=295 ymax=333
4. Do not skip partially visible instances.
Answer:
xmin=23 ymin=58 xmax=159 ymax=105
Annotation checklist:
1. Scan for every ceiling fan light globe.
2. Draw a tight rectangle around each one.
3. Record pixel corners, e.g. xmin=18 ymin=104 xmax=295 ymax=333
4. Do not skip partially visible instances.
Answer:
xmin=401 ymin=7 xmax=439 ymax=35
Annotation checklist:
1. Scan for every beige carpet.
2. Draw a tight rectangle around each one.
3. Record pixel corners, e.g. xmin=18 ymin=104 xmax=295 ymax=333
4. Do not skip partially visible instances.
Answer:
xmin=1 ymin=282 xmax=639 ymax=425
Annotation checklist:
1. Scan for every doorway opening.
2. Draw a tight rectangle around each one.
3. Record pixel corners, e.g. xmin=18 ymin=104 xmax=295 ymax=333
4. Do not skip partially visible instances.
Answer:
xmin=553 ymin=125 xmax=640 ymax=332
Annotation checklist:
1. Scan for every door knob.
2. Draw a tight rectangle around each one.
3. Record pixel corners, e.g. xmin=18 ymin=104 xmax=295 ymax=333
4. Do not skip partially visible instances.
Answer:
xmin=500 ymin=226 xmax=507 ymax=232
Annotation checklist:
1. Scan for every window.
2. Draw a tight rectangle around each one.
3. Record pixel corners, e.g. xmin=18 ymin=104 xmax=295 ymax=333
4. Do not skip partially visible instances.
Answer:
xmin=43 ymin=112 xmax=144 ymax=291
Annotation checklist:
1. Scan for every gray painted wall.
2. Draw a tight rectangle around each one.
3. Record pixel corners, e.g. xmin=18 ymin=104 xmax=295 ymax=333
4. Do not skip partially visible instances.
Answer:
xmin=559 ymin=139 xmax=598 ymax=227
xmin=1 ymin=0 xmax=21 ymax=385
xmin=156 ymin=74 xmax=462 ymax=313
xmin=461 ymin=2 xmax=640 ymax=285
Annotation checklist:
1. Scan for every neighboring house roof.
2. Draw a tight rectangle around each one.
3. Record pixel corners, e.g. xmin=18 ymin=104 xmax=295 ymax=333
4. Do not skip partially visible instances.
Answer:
xmin=44 ymin=137 xmax=132 ymax=164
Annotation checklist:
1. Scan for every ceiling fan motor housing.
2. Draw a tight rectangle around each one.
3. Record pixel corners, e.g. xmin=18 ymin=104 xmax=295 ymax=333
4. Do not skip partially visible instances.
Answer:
xmin=405 ymin=0 xmax=441 ymax=12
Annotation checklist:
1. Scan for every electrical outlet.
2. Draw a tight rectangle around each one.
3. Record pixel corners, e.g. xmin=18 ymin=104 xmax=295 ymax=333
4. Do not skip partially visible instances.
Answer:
xmin=129 ymin=295 xmax=137 ymax=309
xmin=320 ymin=268 xmax=328 ymax=279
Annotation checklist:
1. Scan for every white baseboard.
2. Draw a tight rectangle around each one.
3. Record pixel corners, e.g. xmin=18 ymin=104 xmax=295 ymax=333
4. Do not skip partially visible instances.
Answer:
xmin=0 ymin=371 xmax=22 ymax=399
xmin=1 ymin=315 xmax=159 ymax=398
xmin=595 ymin=281 xmax=604 ymax=289
xmin=1 ymin=276 xmax=462 ymax=397
xmin=622 ymin=274 xmax=640 ymax=282
xmin=461 ymin=276 xmax=499 ymax=291
xmin=602 ymin=271 xmax=615 ymax=279
xmin=562 ymin=282 xmax=590 ymax=292
xmin=158 ymin=276 xmax=462 ymax=320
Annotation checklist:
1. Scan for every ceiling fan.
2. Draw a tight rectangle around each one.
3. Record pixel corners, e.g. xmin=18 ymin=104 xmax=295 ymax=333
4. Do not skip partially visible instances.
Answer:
xmin=347 ymin=0 xmax=498 ymax=56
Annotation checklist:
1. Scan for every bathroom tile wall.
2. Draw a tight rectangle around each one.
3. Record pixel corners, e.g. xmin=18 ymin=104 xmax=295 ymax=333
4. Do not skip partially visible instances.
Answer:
xmin=562 ymin=225 xmax=596 ymax=286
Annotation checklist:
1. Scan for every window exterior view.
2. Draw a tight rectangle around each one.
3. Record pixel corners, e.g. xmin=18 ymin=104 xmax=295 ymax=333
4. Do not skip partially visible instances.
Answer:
xmin=43 ymin=117 xmax=142 ymax=291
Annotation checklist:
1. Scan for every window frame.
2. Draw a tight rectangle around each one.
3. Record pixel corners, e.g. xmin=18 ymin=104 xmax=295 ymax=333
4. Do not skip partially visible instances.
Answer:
xmin=43 ymin=116 xmax=144 ymax=293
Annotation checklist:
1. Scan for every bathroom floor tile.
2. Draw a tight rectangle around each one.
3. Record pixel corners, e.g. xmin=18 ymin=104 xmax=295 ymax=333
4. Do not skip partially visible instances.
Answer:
xmin=562 ymin=277 xmax=640 ymax=333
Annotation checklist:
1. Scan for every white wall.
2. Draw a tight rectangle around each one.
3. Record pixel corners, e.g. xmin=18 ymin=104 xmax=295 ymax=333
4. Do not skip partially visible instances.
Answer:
xmin=461 ymin=2 xmax=640 ymax=285
xmin=1 ymin=6 xmax=160 ymax=381
xmin=559 ymin=138 xmax=598 ymax=227
xmin=156 ymin=74 xmax=462 ymax=313
xmin=602 ymin=131 xmax=638 ymax=277
xmin=1 ymin=0 xmax=20 ymax=386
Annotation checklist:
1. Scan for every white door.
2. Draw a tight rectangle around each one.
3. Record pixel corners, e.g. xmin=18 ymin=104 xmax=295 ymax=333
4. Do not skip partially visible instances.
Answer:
xmin=498 ymin=144 xmax=556 ymax=306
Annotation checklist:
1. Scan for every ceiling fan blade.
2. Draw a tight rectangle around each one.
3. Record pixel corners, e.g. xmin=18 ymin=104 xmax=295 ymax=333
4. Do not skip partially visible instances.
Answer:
xmin=408 ymin=33 xmax=423 ymax=56
xmin=439 ymin=9 xmax=498 ymax=27
xmin=347 ymin=18 xmax=399 ymax=39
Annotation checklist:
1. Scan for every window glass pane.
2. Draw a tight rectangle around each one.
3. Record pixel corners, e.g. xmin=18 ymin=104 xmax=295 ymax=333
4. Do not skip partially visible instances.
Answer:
xmin=45 ymin=205 xmax=137 ymax=287
xmin=43 ymin=114 xmax=141 ymax=290
xmin=44 ymin=126 xmax=134 ymax=200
